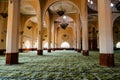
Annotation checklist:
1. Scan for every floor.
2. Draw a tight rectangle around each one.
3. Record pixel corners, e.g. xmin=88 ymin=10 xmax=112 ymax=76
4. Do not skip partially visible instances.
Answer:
xmin=0 ymin=50 xmax=120 ymax=80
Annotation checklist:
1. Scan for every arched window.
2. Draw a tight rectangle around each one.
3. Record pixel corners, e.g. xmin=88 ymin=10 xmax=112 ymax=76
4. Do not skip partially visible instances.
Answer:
xmin=61 ymin=42 xmax=70 ymax=48
xmin=25 ymin=40 xmax=30 ymax=48
xmin=116 ymin=42 xmax=120 ymax=48
xmin=43 ymin=42 xmax=53 ymax=48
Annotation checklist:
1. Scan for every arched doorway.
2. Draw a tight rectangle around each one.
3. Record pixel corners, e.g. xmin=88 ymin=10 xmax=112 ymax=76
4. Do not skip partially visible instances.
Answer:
xmin=61 ymin=42 xmax=70 ymax=48
xmin=88 ymin=15 xmax=98 ymax=50
xmin=116 ymin=42 xmax=120 ymax=48
xmin=113 ymin=16 xmax=120 ymax=49
xmin=43 ymin=0 xmax=81 ymax=50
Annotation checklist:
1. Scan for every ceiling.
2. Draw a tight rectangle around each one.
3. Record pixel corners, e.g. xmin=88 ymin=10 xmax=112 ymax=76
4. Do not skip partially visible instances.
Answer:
xmin=1 ymin=0 xmax=120 ymax=15
xmin=1 ymin=0 xmax=120 ymax=24
xmin=48 ymin=1 xmax=78 ymax=15
xmin=20 ymin=0 xmax=36 ymax=15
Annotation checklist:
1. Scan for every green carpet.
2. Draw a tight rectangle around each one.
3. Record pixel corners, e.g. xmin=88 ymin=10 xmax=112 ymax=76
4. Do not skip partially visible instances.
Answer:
xmin=0 ymin=50 xmax=120 ymax=80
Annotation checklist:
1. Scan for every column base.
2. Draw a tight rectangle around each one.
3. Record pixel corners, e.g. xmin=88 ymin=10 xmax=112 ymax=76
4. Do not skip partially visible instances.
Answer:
xmin=48 ymin=49 xmax=51 ymax=53
xmin=77 ymin=49 xmax=81 ymax=53
xmin=82 ymin=50 xmax=89 ymax=56
xmin=100 ymin=53 xmax=115 ymax=67
xmin=6 ymin=52 xmax=19 ymax=65
xmin=37 ymin=50 xmax=43 ymax=55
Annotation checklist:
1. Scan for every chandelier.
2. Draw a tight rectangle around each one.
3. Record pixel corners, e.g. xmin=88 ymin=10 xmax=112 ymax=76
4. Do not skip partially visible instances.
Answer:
xmin=56 ymin=2 xmax=65 ymax=16
xmin=60 ymin=16 xmax=69 ymax=29
xmin=60 ymin=23 xmax=68 ymax=29
xmin=57 ymin=9 xmax=65 ymax=16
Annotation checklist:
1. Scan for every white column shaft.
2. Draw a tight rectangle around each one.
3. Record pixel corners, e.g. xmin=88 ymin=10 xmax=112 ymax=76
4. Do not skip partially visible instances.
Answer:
xmin=6 ymin=0 xmax=20 ymax=53
xmin=98 ymin=0 xmax=113 ymax=53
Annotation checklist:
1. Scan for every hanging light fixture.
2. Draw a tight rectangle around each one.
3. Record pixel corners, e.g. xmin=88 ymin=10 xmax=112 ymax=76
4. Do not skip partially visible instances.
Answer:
xmin=56 ymin=2 xmax=65 ymax=16
xmin=60 ymin=23 xmax=68 ymax=29
xmin=57 ymin=10 xmax=65 ymax=16
xmin=60 ymin=16 xmax=68 ymax=29
xmin=0 ymin=1 xmax=8 ymax=18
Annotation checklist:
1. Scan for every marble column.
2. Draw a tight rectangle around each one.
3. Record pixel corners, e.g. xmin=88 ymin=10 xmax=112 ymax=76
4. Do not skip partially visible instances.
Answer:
xmin=52 ymin=23 xmax=56 ymax=51
xmin=37 ymin=14 xmax=43 ymax=55
xmin=98 ymin=0 xmax=114 ymax=67
xmin=73 ymin=21 xmax=77 ymax=51
xmin=47 ymin=20 xmax=51 ymax=52
xmin=6 ymin=0 xmax=20 ymax=64
xmin=76 ymin=14 xmax=81 ymax=53
xmin=55 ymin=25 xmax=59 ymax=50
xmin=81 ymin=0 xmax=89 ymax=56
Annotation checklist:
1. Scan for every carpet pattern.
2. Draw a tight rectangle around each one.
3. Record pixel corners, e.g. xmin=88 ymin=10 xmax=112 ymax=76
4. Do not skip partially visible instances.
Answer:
xmin=0 ymin=50 xmax=120 ymax=80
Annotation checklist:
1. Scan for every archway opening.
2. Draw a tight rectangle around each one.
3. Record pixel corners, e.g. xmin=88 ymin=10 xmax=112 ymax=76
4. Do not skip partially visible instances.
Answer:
xmin=61 ymin=42 xmax=70 ymax=48
xmin=116 ymin=42 xmax=120 ymax=48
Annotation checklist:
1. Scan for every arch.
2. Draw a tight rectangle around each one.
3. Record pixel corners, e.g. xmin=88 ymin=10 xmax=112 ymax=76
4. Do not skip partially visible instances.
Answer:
xmin=23 ymin=17 xmax=35 ymax=35
xmin=21 ymin=0 xmax=39 ymax=14
xmin=43 ymin=0 xmax=81 ymax=21
xmin=21 ymin=16 xmax=38 ymax=50
xmin=61 ymin=42 xmax=70 ymax=48
xmin=113 ymin=16 xmax=120 ymax=27
xmin=112 ymin=14 xmax=120 ymax=25
xmin=113 ymin=16 xmax=120 ymax=48
xmin=44 ymin=0 xmax=80 ymax=14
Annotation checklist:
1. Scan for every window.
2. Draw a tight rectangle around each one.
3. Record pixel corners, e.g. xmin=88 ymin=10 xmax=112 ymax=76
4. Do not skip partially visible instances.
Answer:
xmin=116 ymin=42 xmax=120 ymax=48
xmin=61 ymin=42 xmax=70 ymax=48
